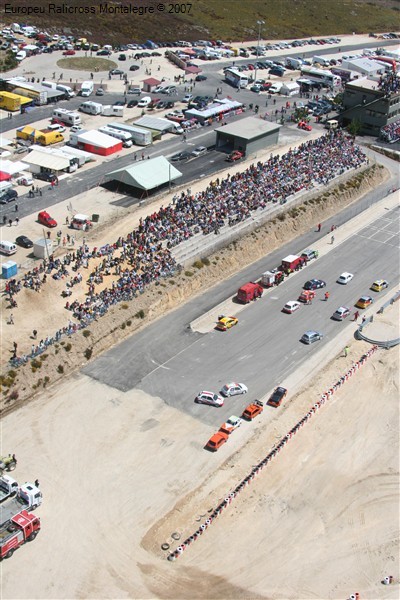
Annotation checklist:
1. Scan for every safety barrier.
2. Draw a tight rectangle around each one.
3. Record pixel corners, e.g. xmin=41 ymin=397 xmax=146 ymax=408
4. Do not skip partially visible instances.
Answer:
xmin=167 ymin=345 xmax=379 ymax=561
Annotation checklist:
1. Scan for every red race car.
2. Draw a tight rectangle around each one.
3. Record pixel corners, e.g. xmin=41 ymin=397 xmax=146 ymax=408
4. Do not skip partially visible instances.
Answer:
xmin=298 ymin=121 xmax=312 ymax=131
xmin=62 ymin=50 xmax=76 ymax=56
xmin=226 ymin=150 xmax=244 ymax=162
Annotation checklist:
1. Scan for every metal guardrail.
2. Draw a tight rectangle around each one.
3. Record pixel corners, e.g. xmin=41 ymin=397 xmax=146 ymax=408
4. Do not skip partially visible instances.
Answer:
xmin=356 ymin=290 xmax=400 ymax=348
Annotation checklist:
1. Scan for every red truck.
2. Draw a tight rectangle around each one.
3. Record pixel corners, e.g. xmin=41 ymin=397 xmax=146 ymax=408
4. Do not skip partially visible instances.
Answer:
xmin=0 ymin=510 xmax=40 ymax=560
xmin=281 ymin=254 xmax=307 ymax=274
xmin=237 ymin=282 xmax=263 ymax=304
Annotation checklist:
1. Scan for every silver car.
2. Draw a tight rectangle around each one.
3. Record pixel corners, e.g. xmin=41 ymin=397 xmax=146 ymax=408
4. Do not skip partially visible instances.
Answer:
xmin=301 ymin=330 xmax=323 ymax=344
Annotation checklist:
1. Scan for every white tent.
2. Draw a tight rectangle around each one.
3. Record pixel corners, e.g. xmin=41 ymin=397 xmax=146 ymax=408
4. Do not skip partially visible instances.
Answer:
xmin=104 ymin=156 xmax=182 ymax=195
xmin=281 ymin=81 xmax=300 ymax=96
xmin=0 ymin=160 xmax=29 ymax=175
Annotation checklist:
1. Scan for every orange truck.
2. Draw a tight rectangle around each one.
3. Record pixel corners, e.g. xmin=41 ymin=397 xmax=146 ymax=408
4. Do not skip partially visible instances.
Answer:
xmin=242 ymin=400 xmax=264 ymax=421
xmin=298 ymin=289 xmax=316 ymax=303
xmin=237 ymin=282 xmax=263 ymax=304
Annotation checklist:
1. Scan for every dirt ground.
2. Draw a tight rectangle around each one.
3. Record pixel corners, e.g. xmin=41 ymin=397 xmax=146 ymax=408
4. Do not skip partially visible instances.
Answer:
xmin=1 ymin=304 xmax=398 ymax=600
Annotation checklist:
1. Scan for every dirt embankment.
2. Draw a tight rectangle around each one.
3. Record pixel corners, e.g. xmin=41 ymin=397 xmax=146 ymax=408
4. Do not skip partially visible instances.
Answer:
xmin=0 ymin=164 xmax=388 ymax=416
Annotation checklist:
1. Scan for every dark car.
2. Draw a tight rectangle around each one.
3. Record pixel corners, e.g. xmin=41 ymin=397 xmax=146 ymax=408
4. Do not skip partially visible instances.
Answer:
xmin=114 ymin=100 xmax=126 ymax=106
xmin=171 ymin=151 xmax=191 ymax=162
xmin=155 ymin=101 xmax=167 ymax=109
xmin=118 ymin=53 xmax=127 ymax=61
xmin=97 ymin=49 xmax=111 ymax=56
xmin=110 ymin=69 xmax=124 ymax=76
xmin=16 ymin=235 xmax=33 ymax=249
xmin=269 ymin=67 xmax=285 ymax=76
xmin=151 ymin=51 xmax=162 ymax=56
xmin=127 ymin=99 xmax=139 ymax=108
xmin=0 ymin=189 xmax=18 ymax=204
xmin=165 ymin=101 xmax=175 ymax=108
xmin=129 ymin=64 xmax=140 ymax=71
xmin=267 ymin=386 xmax=288 ymax=408
xmin=34 ymin=172 xmax=57 ymax=183
xmin=303 ymin=278 xmax=326 ymax=290
xmin=195 ymin=74 xmax=207 ymax=81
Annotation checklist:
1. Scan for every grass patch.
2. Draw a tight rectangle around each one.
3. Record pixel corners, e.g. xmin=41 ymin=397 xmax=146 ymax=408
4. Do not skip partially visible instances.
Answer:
xmin=56 ymin=57 xmax=116 ymax=72
xmin=185 ymin=270 xmax=194 ymax=277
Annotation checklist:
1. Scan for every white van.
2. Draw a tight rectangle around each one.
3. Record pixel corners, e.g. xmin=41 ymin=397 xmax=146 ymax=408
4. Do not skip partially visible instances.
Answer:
xmin=15 ymin=50 xmax=26 ymax=62
xmin=269 ymin=82 xmax=283 ymax=94
xmin=0 ymin=241 xmax=17 ymax=256
xmin=312 ymin=55 xmax=331 ymax=67
xmin=80 ymin=81 xmax=94 ymax=97
xmin=56 ymin=84 xmax=75 ymax=98
xmin=138 ymin=96 xmax=152 ymax=107
xmin=42 ymin=81 xmax=57 ymax=89
xmin=47 ymin=123 xmax=66 ymax=133
xmin=71 ymin=214 xmax=92 ymax=231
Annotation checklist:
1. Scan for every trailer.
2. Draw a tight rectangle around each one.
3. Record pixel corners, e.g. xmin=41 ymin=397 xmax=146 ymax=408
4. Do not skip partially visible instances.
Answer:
xmin=0 ymin=483 xmax=42 ymax=527
xmin=107 ymin=122 xmax=152 ymax=146
xmin=0 ymin=476 xmax=18 ymax=503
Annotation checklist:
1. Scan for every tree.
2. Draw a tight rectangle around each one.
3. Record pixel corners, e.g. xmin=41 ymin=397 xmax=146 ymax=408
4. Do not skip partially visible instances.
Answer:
xmin=347 ymin=118 xmax=362 ymax=137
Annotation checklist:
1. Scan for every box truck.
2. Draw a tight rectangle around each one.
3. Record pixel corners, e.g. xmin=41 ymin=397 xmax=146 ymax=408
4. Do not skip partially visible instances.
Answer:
xmin=107 ymin=123 xmax=152 ymax=146
xmin=80 ymin=81 xmax=94 ymax=97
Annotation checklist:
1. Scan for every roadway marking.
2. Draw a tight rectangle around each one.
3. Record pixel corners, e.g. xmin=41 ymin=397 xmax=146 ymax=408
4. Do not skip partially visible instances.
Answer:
xmin=141 ymin=335 xmax=203 ymax=382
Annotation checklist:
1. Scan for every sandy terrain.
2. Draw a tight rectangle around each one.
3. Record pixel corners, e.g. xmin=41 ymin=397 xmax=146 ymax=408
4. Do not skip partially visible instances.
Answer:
xmin=1 ymin=302 xmax=398 ymax=599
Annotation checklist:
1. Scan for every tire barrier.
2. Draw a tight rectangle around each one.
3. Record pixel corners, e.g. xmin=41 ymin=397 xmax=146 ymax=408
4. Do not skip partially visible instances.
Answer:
xmin=166 ymin=346 xmax=378 ymax=562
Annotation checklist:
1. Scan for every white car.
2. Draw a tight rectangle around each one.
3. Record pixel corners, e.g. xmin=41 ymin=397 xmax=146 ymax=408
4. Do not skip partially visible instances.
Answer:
xmin=332 ymin=306 xmax=351 ymax=321
xmin=182 ymin=93 xmax=193 ymax=102
xmin=137 ymin=96 xmax=152 ymax=107
xmin=195 ymin=391 xmax=224 ymax=407
xmin=191 ymin=146 xmax=207 ymax=157
xmin=337 ymin=272 xmax=354 ymax=284
xmin=71 ymin=125 xmax=83 ymax=133
xmin=220 ymin=415 xmax=242 ymax=433
xmin=282 ymin=300 xmax=301 ymax=314
xmin=220 ymin=382 xmax=248 ymax=397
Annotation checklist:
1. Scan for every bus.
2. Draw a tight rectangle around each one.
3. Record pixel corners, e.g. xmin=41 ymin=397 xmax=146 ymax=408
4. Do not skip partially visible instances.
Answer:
xmin=300 ymin=66 xmax=342 ymax=88
xmin=224 ymin=68 xmax=248 ymax=89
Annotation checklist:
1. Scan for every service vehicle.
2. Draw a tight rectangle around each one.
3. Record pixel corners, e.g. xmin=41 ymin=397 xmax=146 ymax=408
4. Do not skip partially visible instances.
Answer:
xmin=337 ymin=272 xmax=354 ymax=284
xmin=0 ymin=483 xmax=42 ymax=527
xmin=237 ymin=282 xmax=263 ymax=303
xmin=0 ymin=241 xmax=17 ymax=256
xmin=303 ymin=278 xmax=326 ymax=290
xmin=301 ymin=249 xmax=319 ymax=261
xmin=355 ymin=296 xmax=374 ymax=309
xmin=282 ymin=301 xmax=301 ymax=314
xmin=80 ymin=81 xmax=94 ymax=97
xmin=205 ymin=431 xmax=229 ymax=452
xmin=261 ymin=269 xmax=284 ymax=287
xmin=220 ymin=383 xmax=248 ymax=397
xmin=226 ymin=150 xmax=244 ymax=162
xmin=0 ymin=456 xmax=17 ymax=473
xmin=215 ymin=316 xmax=238 ymax=331
xmin=0 ymin=476 xmax=18 ymax=503
xmin=195 ymin=391 xmax=224 ymax=407
xmin=242 ymin=400 xmax=263 ymax=420
xmin=38 ymin=211 xmax=57 ymax=228
xmin=219 ymin=416 xmax=242 ymax=435
xmin=267 ymin=386 xmax=288 ymax=408
xmin=370 ymin=279 xmax=388 ymax=292
xmin=298 ymin=289 xmax=316 ymax=303
xmin=0 ymin=510 xmax=40 ymax=560
xmin=332 ymin=306 xmax=350 ymax=321
xmin=301 ymin=330 xmax=323 ymax=344
xmin=71 ymin=214 xmax=92 ymax=231
xmin=281 ymin=254 xmax=307 ymax=273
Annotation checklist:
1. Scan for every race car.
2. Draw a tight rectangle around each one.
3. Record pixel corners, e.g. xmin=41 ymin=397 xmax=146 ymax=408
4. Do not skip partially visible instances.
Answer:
xmin=195 ymin=391 xmax=224 ymax=407
xmin=226 ymin=150 xmax=244 ymax=162
xmin=219 ymin=415 xmax=242 ymax=434
xmin=298 ymin=290 xmax=316 ymax=303
xmin=220 ymin=382 xmax=248 ymax=397
xmin=370 ymin=279 xmax=388 ymax=292
xmin=282 ymin=301 xmax=301 ymax=314
xmin=215 ymin=316 xmax=239 ymax=331
xmin=355 ymin=296 xmax=374 ymax=309
xmin=298 ymin=121 xmax=312 ymax=131
xmin=267 ymin=386 xmax=288 ymax=408
xmin=332 ymin=306 xmax=351 ymax=321
xmin=303 ymin=278 xmax=326 ymax=290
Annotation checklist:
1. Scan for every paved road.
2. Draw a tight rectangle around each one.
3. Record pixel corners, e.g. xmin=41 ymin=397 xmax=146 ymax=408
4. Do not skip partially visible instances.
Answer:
xmin=83 ymin=168 xmax=399 ymax=424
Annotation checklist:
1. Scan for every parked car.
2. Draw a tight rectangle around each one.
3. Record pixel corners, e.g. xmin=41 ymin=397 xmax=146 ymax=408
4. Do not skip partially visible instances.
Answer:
xmin=109 ymin=69 xmax=124 ymax=76
xmin=96 ymin=87 xmax=104 ymax=96
xmin=226 ymin=150 xmax=244 ymax=162
xmin=182 ymin=93 xmax=193 ymax=102
xmin=301 ymin=330 xmax=323 ymax=344
xmin=220 ymin=383 xmax=248 ymax=397
xmin=0 ymin=189 xmax=18 ymax=204
xmin=205 ymin=431 xmax=228 ymax=451
xmin=15 ymin=235 xmax=33 ymax=248
xmin=195 ymin=74 xmax=207 ymax=81
xmin=337 ymin=272 xmax=354 ymax=284
xmin=267 ymin=386 xmax=288 ymax=408
xmin=96 ymin=49 xmax=111 ymax=56
xmin=34 ymin=172 xmax=57 ymax=182
xmin=118 ymin=53 xmax=126 ymax=61
xmin=129 ymin=64 xmax=140 ymax=71
xmin=170 ymin=150 xmax=191 ymax=162
xmin=332 ymin=306 xmax=351 ymax=321
xmin=38 ymin=210 xmax=57 ymax=227
xmin=191 ymin=146 xmax=207 ymax=157
xmin=195 ymin=391 xmax=224 ymax=407
xmin=137 ymin=96 xmax=152 ymax=107
xmin=298 ymin=121 xmax=312 ymax=131
xmin=127 ymin=99 xmax=139 ymax=108
xmin=62 ymin=49 xmax=75 ymax=56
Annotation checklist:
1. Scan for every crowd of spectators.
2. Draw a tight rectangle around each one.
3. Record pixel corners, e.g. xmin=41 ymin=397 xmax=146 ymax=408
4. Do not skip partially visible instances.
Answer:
xmin=380 ymin=119 xmax=400 ymax=143
xmin=7 ymin=130 xmax=367 ymax=364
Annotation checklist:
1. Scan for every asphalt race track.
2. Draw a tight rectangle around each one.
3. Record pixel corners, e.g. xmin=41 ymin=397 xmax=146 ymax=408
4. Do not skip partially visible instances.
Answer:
xmin=84 ymin=204 xmax=399 ymax=425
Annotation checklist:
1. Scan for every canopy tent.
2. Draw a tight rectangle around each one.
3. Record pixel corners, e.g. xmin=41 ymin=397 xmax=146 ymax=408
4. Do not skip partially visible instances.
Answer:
xmin=23 ymin=149 xmax=70 ymax=171
xmin=0 ymin=160 xmax=30 ymax=175
xmin=103 ymin=156 xmax=182 ymax=198
xmin=0 ymin=171 xmax=11 ymax=181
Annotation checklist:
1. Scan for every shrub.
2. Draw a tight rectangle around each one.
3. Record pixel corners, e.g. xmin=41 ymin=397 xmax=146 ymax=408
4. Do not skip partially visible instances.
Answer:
xmin=126 ymin=320 xmax=132 ymax=326
xmin=7 ymin=370 xmax=17 ymax=379
xmin=193 ymin=260 xmax=204 ymax=269
xmin=57 ymin=365 xmax=64 ymax=374
xmin=121 ymin=303 xmax=129 ymax=309
xmin=277 ymin=213 xmax=286 ymax=221
xmin=82 ymin=329 xmax=91 ymax=338
xmin=169 ymin=279 xmax=175 ymax=285
xmin=31 ymin=367 xmax=37 ymax=374
xmin=185 ymin=270 xmax=194 ymax=277
xmin=121 ymin=322 xmax=126 ymax=329
xmin=31 ymin=358 xmax=42 ymax=369
xmin=135 ymin=309 xmax=145 ymax=319
xmin=201 ymin=257 xmax=210 ymax=266
xmin=43 ymin=376 xmax=50 ymax=387
xmin=84 ymin=348 xmax=93 ymax=360
xmin=64 ymin=343 xmax=72 ymax=352
xmin=9 ymin=390 xmax=19 ymax=401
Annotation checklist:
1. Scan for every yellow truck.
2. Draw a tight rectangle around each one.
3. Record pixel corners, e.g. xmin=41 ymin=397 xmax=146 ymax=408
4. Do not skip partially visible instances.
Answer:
xmin=16 ymin=126 xmax=64 ymax=145
xmin=0 ymin=92 xmax=22 ymax=112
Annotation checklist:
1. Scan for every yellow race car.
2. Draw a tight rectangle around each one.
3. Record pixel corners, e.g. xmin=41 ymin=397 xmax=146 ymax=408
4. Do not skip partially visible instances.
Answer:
xmin=370 ymin=279 xmax=388 ymax=292
xmin=216 ymin=316 xmax=239 ymax=331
